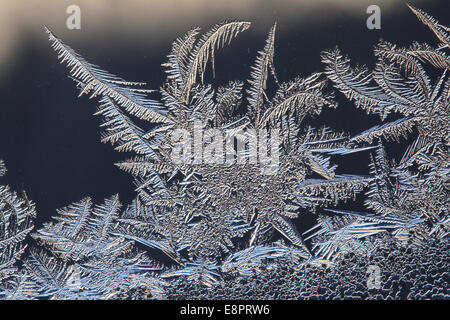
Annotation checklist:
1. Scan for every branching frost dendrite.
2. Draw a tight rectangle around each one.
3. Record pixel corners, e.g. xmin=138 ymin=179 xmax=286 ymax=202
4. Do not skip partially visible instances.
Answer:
xmin=0 ymin=6 xmax=448 ymax=299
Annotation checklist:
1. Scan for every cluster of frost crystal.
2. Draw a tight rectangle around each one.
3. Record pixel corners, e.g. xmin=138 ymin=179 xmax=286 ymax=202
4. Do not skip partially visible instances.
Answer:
xmin=0 ymin=5 xmax=448 ymax=299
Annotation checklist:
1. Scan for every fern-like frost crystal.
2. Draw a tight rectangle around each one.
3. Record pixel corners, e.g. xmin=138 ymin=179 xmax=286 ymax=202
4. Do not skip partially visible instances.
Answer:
xmin=1 ymin=5 xmax=448 ymax=300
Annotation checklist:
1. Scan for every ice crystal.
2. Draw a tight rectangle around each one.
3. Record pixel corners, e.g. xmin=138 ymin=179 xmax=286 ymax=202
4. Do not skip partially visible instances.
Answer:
xmin=0 ymin=5 xmax=448 ymax=299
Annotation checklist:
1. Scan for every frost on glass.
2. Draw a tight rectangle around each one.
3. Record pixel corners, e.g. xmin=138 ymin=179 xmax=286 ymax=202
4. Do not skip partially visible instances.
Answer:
xmin=0 ymin=6 xmax=448 ymax=299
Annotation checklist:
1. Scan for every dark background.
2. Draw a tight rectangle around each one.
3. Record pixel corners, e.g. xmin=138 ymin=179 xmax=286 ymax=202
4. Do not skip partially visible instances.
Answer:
xmin=0 ymin=0 xmax=448 ymax=227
